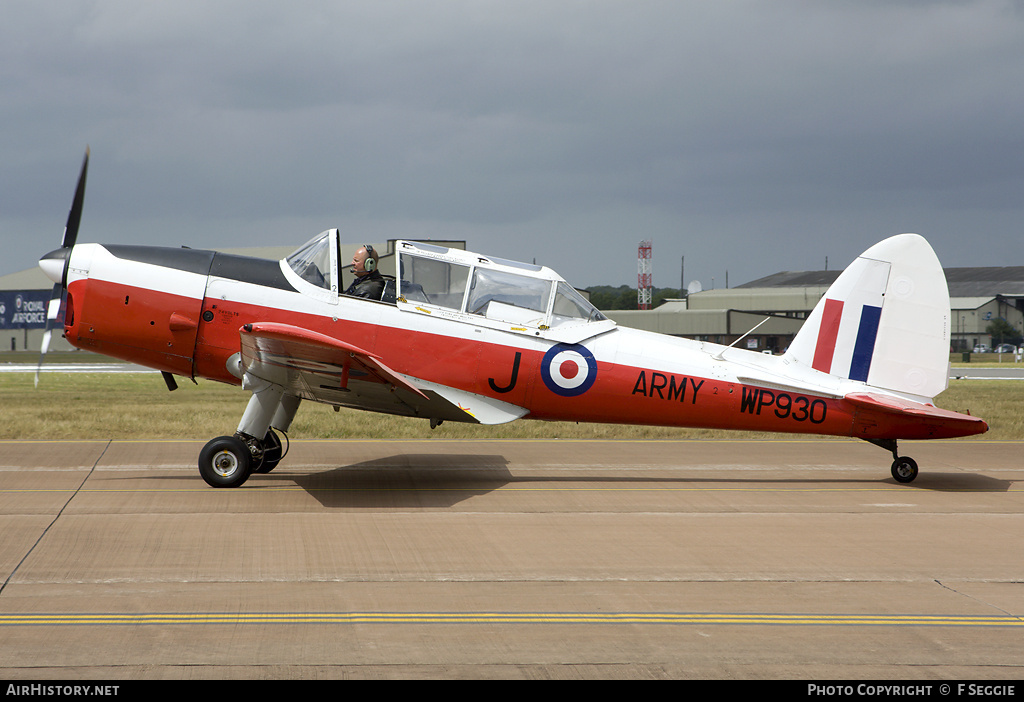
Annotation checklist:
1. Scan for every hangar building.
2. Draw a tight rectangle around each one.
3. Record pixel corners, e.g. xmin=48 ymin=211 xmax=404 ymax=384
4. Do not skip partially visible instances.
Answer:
xmin=604 ymin=267 xmax=1024 ymax=354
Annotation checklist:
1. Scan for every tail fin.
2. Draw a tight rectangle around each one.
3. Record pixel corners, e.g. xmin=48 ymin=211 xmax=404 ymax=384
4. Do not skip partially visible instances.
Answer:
xmin=785 ymin=234 xmax=950 ymax=400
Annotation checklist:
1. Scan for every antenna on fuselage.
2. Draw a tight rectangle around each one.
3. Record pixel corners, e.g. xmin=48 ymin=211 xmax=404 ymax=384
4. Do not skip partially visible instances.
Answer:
xmin=712 ymin=316 xmax=772 ymax=361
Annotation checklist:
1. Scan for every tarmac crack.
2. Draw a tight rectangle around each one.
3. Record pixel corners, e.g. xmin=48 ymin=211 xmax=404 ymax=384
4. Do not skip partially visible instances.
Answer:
xmin=0 ymin=439 xmax=111 ymax=597
xmin=933 ymin=578 xmax=1021 ymax=621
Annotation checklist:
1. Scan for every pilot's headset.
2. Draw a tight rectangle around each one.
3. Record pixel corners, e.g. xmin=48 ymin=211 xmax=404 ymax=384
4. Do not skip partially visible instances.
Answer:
xmin=363 ymin=244 xmax=377 ymax=273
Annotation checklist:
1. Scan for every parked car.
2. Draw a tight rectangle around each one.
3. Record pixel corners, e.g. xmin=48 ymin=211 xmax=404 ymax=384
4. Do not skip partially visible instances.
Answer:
xmin=972 ymin=344 xmax=990 ymax=353
xmin=994 ymin=344 xmax=1018 ymax=354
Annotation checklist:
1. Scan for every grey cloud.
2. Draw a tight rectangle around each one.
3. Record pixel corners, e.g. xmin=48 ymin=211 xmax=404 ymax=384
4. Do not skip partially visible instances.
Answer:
xmin=2 ymin=1 xmax=1023 ymax=288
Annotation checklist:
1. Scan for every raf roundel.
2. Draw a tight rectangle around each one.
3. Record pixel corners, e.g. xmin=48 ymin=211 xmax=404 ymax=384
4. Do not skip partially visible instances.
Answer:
xmin=541 ymin=343 xmax=597 ymax=397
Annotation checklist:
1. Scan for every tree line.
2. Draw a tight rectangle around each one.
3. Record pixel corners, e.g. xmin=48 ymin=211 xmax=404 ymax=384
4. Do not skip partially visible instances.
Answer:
xmin=586 ymin=285 xmax=684 ymax=311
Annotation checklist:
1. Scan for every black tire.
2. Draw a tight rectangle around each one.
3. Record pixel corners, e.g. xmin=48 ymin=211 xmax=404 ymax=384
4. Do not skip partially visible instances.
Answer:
xmin=891 ymin=456 xmax=919 ymax=484
xmin=253 ymin=429 xmax=282 ymax=474
xmin=199 ymin=435 xmax=253 ymax=488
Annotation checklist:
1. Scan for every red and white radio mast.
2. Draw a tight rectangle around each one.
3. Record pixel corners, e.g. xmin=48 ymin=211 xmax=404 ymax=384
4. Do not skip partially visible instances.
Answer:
xmin=637 ymin=240 xmax=652 ymax=310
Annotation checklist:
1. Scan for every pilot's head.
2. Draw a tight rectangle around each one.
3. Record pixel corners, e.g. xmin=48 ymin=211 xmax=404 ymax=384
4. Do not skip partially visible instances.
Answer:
xmin=352 ymin=245 xmax=377 ymax=277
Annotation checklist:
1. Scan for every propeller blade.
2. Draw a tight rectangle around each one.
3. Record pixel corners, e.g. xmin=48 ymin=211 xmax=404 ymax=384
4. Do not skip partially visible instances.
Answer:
xmin=61 ymin=147 xmax=89 ymax=250
xmin=35 ymin=283 xmax=64 ymax=388
xmin=37 ymin=148 xmax=89 ymax=387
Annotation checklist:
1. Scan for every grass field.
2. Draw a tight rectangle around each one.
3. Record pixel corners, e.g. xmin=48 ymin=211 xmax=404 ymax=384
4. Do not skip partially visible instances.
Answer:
xmin=1 ymin=370 xmax=1020 ymax=442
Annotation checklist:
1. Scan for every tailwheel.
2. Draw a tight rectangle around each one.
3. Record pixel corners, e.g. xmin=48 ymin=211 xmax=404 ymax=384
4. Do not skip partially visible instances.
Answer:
xmin=891 ymin=456 xmax=919 ymax=484
xmin=199 ymin=435 xmax=253 ymax=488
xmin=865 ymin=439 xmax=920 ymax=484
xmin=253 ymin=429 xmax=285 ymax=474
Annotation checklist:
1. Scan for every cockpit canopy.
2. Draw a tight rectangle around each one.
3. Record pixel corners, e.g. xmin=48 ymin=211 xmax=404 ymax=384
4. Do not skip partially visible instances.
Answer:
xmin=395 ymin=241 xmax=609 ymax=340
xmin=284 ymin=234 xmax=613 ymax=342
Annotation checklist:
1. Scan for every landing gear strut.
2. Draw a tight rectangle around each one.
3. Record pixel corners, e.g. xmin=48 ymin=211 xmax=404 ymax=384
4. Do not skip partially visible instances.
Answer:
xmin=253 ymin=428 xmax=286 ymax=474
xmin=197 ymin=375 xmax=300 ymax=488
xmin=866 ymin=439 xmax=919 ymax=484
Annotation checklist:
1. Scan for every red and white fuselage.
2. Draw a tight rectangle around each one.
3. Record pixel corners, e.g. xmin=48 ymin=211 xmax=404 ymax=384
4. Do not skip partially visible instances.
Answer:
xmin=42 ymin=233 xmax=987 ymax=447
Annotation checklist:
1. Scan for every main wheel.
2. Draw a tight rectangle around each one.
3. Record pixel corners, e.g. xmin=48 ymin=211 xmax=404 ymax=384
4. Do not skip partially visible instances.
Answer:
xmin=253 ymin=429 xmax=283 ymax=474
xmin=199 ymin=435 xmax=253 ymax=488
xmin=891 ymin=456 xmax=919 ymax=484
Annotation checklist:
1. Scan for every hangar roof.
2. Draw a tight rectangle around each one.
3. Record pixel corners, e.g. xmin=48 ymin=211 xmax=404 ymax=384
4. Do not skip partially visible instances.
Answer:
xmin=942 ymin=267 xmax=1024 ymax=297
xmin=740 ymin=267 xmax=1024 ymax=298
xmin=738 ymin=271 xmax=841 ymax=288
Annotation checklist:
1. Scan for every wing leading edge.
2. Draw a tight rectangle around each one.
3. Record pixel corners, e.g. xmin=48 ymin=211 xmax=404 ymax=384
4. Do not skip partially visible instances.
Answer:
xmin=238 ymin=322 xmax=526 ymax=425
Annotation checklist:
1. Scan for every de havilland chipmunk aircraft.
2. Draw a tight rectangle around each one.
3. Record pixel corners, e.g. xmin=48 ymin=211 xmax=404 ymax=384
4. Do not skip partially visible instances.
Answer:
xmin=37 ymin=150 xmax=987 ymax=487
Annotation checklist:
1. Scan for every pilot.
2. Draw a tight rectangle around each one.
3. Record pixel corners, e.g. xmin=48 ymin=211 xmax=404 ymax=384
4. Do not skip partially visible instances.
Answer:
xmin=344 ymin=244 xmax=386 ymax=300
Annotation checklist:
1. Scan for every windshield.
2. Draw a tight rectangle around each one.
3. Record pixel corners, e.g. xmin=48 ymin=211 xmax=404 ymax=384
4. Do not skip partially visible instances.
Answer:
xmin=551 ymin=282 xmax=606 ymax=326
xmin=286 ymin=231 xmax=333 ymax=290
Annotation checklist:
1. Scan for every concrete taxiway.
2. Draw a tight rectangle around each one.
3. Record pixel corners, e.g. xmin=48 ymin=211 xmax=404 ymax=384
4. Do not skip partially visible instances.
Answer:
xmin=0 ymin=438 xmax=1021 ymax=679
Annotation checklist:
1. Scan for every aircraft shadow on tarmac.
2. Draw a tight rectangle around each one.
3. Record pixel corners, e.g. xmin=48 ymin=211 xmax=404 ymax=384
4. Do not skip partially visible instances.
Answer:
xmin=895 ymin=472 xmax=1013 ymax=493
xmin=275 ymin=454 xmax=515 ymax=508
xmin=257 ymin=455 xmax=1013 ymax=508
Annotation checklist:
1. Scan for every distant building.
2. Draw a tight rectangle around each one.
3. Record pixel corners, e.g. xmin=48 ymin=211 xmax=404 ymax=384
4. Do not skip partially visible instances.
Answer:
xmin=605 ymin=267 xmax=1024 ymax=353
xmin=0 ymin=267 xmax=56 ymax=352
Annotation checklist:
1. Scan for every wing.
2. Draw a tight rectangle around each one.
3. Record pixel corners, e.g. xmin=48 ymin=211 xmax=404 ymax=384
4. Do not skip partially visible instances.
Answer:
xmin=238 ymin=322 xmax=527 ymax=425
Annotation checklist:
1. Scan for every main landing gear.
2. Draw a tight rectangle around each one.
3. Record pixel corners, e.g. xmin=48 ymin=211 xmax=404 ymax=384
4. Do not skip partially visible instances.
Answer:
xmin=198 ymin=429 xmax=288 ymax=488
xmin=198 ymin=375 xmax=300 ymax=488
xmin=866 ymin=439 xmax=919 ymax=484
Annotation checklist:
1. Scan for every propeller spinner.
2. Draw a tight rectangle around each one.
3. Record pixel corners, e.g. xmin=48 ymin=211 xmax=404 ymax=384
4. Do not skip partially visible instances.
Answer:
xmin=36 ymin=147 xmax=89 ymax=387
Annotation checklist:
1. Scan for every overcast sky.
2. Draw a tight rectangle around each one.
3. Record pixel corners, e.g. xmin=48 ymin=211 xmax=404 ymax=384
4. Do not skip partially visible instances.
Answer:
xmin=3 ymin=1 xmax=1023 ymax=289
